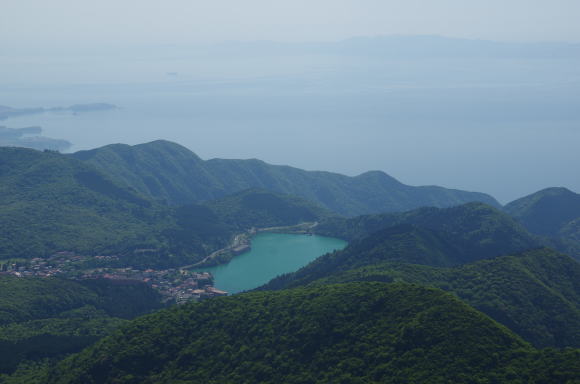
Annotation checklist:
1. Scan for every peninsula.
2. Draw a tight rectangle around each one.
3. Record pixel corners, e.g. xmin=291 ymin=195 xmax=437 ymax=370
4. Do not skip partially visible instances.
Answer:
xmin=0 ymin=103 xmax=117 ymax=120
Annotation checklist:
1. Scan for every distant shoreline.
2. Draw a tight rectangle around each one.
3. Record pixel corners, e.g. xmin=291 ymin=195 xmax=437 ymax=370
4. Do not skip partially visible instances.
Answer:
xmin=0 ymin=103 xmax=118 ymax=121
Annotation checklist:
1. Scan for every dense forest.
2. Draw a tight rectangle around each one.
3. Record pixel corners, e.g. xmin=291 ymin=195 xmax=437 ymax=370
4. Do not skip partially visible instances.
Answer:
xmin=71 ymin=140 xmax=500 ymax=215
xmin=203 ymin=189 xmax=334 ymax=230
xmin=314 ymin=202 xmax=538 ymax=246
xmin=0 ymin=147 xmax=330 ymax=268
xmin=504 ymin=187 xmax=580 ymax=256
xmin=266 ymin=203 xmax=542 ymax=289
xmin=0 ymin=276 xmax=164 ymax=376
xmin=262 ymin=205 xmax=580 ymax=349
xmin=313 ymin=200 xmax=580 ymax=260
xmin=27 ymin=283 xmax=579 ymax=384
xmin=1 ymin=142 xmax=579 ymax=383
xmin=283 ymin=249 xmax=580 ymax=348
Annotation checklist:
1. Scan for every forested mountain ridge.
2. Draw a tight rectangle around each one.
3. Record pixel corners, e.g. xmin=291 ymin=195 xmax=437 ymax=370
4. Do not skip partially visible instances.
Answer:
xmin=71 ymin=140 xmax=220 ymax=204
xmin=300 ymin=248 xmax=580 ymax=348
xmin=313 ymin=202 xmax=540 ymax=254
xmin=0 ymin=276 xmax=164 ymax=375
xmin=504 ymin=187 xmax=580 ymax=257
xmin=72 ymin=140 xmax=500 ymax=216
xmin=39 ymin=283 xmax=580 ymax=384
xmin=262 ymin=205 xmax=541 ymax=291
xmin=261 ymin=205 xmax=580 ymax=348
xmin=0 ymin=147 xmax=169 ymax=260
xmin=504 ymin=187 xmax=580 ymax=236
xmin=2 ymin=143 xmax=579 ymax=384
xmin=0 ymin=148 xmax=330 ymax=267
xmin=0 ymin=276 xmax=162 ymax=325
xmin=202 ymin=188 xmax=334 ymax=230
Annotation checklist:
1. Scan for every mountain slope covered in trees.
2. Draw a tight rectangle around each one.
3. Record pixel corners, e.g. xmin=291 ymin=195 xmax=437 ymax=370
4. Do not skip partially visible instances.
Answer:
xmin=259 ymin=204 xmax=580 ymax=348
xmin=0 ymin=148 xmax=330 ymax=267
xmin=504 ymin=187 xmax=580 ymax=236
xmin=504 ymin=187 xmax=580 ymax=256
xmin=0 ymin=276 xmax=164 ymax=375
xmin=72 ymin=140 xmax=500 ymax=216
xmin=303 ymin=249 xmax=580 ymax=348
xmin=312 ymin=202 xmax=540 ymax=260
xmin=41 ymin=283 xmax=580 ymax=384
xmin=0 ymin=147 xmax=171 ymax=260
xmin=262 ymin=205 xmax=540 ymax=290
xmin=202 ymin=188 xmax=334 ymax=230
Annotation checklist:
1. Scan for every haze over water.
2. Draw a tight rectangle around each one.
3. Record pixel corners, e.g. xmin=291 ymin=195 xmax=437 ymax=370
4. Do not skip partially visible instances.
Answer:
xmin=3 ymin=1 xmax=580 ymax=204
xmin=3 ymin=38 xmax=579 ymax=204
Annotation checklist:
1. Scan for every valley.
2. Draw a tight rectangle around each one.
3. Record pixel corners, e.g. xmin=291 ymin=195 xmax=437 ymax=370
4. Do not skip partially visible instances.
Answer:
xmin=0 ymin=225 xmax=344 ymax=302
xmin=0 ymin=140 xmax=579 ymax=383
xmin=3 ymin=5 xmax=580 ymax=381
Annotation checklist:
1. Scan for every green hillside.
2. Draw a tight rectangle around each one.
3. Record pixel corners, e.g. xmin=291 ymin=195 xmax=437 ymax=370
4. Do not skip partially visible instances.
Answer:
xmin=0 ymin=147 xmax=173 ymax=260
xmin=263 ymin=225 xmax=466 ymax=291
xmin=317 ymin=201 xmax=537 ymax=253
xmin=561 ymin=218 xmax=580 ymax=246
xmin=0 ymin=276 xmax=163 ymax=375
xmin=0 ymin=147 xmax=236 ymax=268
xmin=203 ymin=189 xmax=334 ymax=230
xmin=264 ymin=203 xmax=539 ymax=290
xmin=72 ymin=140 xmax=500 ymax=216
xmin=71 ymin=140 xmax=221 ymax=205
xmin=0 ymin=148 xmax=331 ymax=268
xmin=262 ymin=218 xmax=537 ymax=288
xmin=0 ymin=277 xmax=161 ymax=325
xmin=38 ymin=283 xmax=580 ymax=384
xmin=263 ymin=203 xmax=580 ymax=348
xmin=504 ymin=187 xmax=580 ymax=236
xmin=308 ymin=249 xmax=580 ymax=348
xmin=504 ymin=187 xmax=580 ymax=257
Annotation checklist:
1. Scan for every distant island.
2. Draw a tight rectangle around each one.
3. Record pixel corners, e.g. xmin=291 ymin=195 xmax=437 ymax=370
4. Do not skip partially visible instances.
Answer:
xmin=0 ymin=125 xmax=71 ymax=151
xmin=0 ymin=103 xmax=117 ymax=120
xmin=51 ymin=103 xmax=118 ymax=113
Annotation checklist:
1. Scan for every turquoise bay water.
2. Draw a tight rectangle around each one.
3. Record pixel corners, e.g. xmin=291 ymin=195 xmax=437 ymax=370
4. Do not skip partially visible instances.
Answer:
xmin=198 ymin=233 xmax=347 ymax=294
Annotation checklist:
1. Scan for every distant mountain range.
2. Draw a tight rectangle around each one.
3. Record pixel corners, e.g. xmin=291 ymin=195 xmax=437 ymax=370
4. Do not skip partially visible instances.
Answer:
xmin=2 ymin=141 xmax=578 ymax=265
xmin=72 ymin=140 xmax=500 ymax=216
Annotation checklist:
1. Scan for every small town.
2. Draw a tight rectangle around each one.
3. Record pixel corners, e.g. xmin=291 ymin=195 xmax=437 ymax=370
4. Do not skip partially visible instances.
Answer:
xmin=0 ymin=251 xmax=228 ymax=303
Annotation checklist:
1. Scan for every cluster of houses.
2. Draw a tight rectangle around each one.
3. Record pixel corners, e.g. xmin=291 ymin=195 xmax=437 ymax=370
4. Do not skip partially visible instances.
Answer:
xmin=0 ymin=252 xmax=228 ymax=303
xmin=0 ymin=252 xmax=84 ymax=277
xmin=81 ymin=268 xmax=227 ymax=303
xmin=175 ymin=285 xmax=229 ymax=304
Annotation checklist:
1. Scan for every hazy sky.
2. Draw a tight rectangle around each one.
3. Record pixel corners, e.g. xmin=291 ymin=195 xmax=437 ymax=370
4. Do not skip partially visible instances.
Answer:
xmin=2 ymin=0 xmax=580 ymax=46
xmin=2 ymin=1 xmax=579 ymax=203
